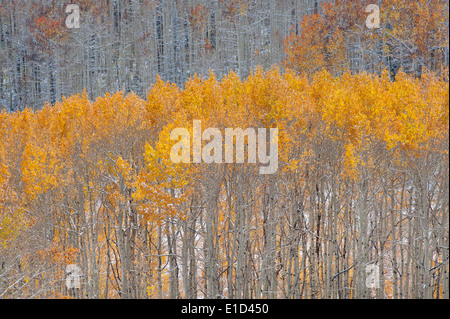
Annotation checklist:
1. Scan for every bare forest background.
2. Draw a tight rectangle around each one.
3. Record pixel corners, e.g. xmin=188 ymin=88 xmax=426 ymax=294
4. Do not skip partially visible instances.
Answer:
xmin=1 ymin=0 xmax=448 ymax=111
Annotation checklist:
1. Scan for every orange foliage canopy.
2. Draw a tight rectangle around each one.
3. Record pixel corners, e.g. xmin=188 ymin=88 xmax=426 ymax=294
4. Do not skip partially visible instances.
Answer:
xmin=0 ymin=68 xmax=448 ymax=298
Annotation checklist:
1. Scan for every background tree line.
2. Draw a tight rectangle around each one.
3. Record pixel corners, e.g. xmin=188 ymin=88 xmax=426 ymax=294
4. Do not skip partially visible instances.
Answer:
xmin=1 ymin=0 xmax=448 ymax=112
xmin=0 ymin=0 xmax=322 ymax=111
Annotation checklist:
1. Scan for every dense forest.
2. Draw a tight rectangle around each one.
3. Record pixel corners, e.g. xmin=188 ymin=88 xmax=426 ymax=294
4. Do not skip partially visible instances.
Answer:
xmin=1 ymin=0 xmax=448 ymax=111
xmin=0 ymin=0 xmax=449 ymax=299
